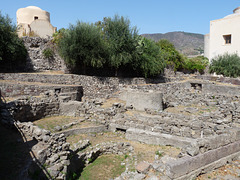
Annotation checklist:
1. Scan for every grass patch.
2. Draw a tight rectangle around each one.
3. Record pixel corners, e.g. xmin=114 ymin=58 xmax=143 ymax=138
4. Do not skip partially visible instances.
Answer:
xmin=33 ymin=116 xmax=90 ymax=132
xmin=67 ymin=132 xmax=181 ymax=163
xmin=79 ymin=155 xmax=125 ymax=180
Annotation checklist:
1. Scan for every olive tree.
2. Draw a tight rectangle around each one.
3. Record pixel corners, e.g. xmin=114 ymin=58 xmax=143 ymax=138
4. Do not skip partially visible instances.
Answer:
xmin=58 ymin=21 xmax=107 ymax=73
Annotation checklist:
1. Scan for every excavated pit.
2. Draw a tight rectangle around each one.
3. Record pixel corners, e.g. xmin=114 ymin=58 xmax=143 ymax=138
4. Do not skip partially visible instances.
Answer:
xmin=1 ymin=73 xmax=240 ymax=179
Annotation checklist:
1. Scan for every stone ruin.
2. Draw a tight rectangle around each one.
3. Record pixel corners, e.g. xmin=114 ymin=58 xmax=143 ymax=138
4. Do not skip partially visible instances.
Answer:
xmin=22 ymin=36 xmax=67 ymax=72
xmin=1 ymin=70 xmax=240 ymax=179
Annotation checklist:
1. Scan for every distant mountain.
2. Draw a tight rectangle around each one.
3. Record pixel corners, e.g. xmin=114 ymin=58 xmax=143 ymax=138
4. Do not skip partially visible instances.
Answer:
xmin=141 ymin=31 xmax=204 ymax=56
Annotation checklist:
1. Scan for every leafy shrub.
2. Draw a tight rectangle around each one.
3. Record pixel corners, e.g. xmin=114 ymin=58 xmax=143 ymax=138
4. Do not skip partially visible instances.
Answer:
xmin=0 ymin=11 xmax=27 ymax=72
xmin=184 ymin=56 xmax=209 ymax=73
xmin=156 ymin=39 xmax=184 ymax=71
xmin=135 ymin=38 xmax=165 ymax=77
xmin=209 ymin=53 xmax=240 ymax=78
xmin=42 ymin=48 xmax=54 ymax=59
xmin=52 ymin=28 xmax=66 ymax=45
xmin=58 ymin=21 xmax=107 ymax=73
xmin=58 ymin=15 xmax=171 ymax=77
xmin=97 ymin=15 xmax=140 ymax=76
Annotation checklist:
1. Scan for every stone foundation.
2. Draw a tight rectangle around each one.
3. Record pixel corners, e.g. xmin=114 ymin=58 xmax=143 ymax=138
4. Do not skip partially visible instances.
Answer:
xmin=2 ymin=72 xmax=240 ymax=179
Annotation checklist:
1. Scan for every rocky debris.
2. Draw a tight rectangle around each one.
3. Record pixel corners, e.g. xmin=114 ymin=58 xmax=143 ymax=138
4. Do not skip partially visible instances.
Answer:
xmin=197 ymin=159 xmax=240 ymax=180
xmin=184 ymin=107 xmax=199 ymax=113
xmin=7 ymin=91 xmax=60 ymax=122
xmin=15 ymin=121 xmax=71 ymax=179
xmin=54 ymin=121 xmax=79 ymax=132
xmin=115 ymin=171 xmax=146 ymax=180
xmin=72 ymin=139 xmax=90 ymax=153
xmin=84 ymin=141 xmax=134 ymax=159
xmin=22 ymin=36 xmax=66 ymax=72
xmin=3 ymin=73 xmax=240 ymax=179
xmin=136 ymin=161 xmax=152 ymax=174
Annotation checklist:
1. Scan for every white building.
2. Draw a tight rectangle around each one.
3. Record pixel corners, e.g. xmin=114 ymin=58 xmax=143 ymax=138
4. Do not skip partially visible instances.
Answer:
xmin=16 ymin=6 xmax=56 ymax=38
xmin=205 ymin=7 xmax=240 ymax=61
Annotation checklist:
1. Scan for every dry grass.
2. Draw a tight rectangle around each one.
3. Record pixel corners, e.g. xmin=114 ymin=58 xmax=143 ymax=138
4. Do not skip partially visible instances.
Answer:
xmin=101 ymin=97 xmax=126 ymax=108
xmin=197 ymin=160 xmax=240 ymax=180
xmin=66 ymin=131 xmax=181 ymax=163
xmin=165 ymin=104 xmax=217 ymax=116
xmin=33 ymin=116 xmax=94 ymax=132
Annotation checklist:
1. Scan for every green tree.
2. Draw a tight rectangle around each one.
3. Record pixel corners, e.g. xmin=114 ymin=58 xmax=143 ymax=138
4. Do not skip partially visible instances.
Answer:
xmin=0 ymin=11 xmax=27 ymax=72
xmin=52 ymin=28 xmax=66 ymax=45
xmin=156 ymin=39 xmax=184 ymax=71
xmin=183 ymin=56 xmax=209 ymax=74
xmin=135 ymin=38 xmax=165 ymax=77
xmin=58 ymin=15 xmax=165 ymax=77
xmin=209 ymin=53 xmax=240 ymax=78
xmin=58 ymin=21 xmax=107 ymax=73
xmin=97 ymin=15 xmax=140 ymax=76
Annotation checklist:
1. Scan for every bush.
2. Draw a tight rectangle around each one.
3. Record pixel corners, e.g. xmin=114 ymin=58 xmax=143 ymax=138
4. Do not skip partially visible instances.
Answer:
xmin=156 ymin=39 xmax=184 ymax=71
xmin=58 ymin=21 xmax=107 ymax=73
xmin=209 ymin=53 xmax=240 ymax=78
xmin=135 ymin=38 xmax=165 ymax=77
xmin=42 ymin=48 xmax=54 ymax=59
xmin=0 ymin=11 xmax=27 ymax=72
xmin=52 ymin=28 xmax=66 ymax=45
xmin=184 ymin=56 xmax=209 ymax=73
xmin=58 ymin=15 xmax=169 ymax=77
xmin=97 ymin=15 xmax=140 ymax=76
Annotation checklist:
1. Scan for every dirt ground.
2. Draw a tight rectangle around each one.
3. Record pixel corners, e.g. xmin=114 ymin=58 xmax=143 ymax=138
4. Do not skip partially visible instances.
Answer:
xmin=67 ymin=131 xmax=181 ymax=164
xmin=197 ymin=160 xmax=240 ymax=180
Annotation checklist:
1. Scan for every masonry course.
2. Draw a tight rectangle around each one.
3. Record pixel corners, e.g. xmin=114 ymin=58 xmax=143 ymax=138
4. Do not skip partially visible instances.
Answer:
xmin=2 ymin=71 xmax=240 ymax=179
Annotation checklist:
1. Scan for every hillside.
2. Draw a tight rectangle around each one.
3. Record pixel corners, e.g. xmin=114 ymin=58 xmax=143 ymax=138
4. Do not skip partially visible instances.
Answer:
xmin=141 ymin=31 xmax=204 ymax=56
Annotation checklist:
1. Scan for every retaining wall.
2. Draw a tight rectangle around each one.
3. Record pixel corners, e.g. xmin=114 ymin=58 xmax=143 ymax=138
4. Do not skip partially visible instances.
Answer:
xmin=0 ymin=73 xmax=171 ymax=98
xmin=0 ymin=80 xmax=83 ymax=101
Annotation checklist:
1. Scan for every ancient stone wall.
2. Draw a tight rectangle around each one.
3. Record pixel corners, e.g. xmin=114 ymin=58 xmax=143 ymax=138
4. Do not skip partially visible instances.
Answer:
xmin=0 ymin=80 xmax=83 ymax=101
xmin=15 ymin=121 xmax=71 ymax=179
xmin=0 ymin=73 xmax=173 ymax=98
xmin=196 ymin=75 xmax=240 ymax=85
xmin=22 ymin=37 xmax=66 ymax=71
xmin=7 ymin=91 xmax=60 ymax=122
xmin=113 ymin=82 xmax=240 ymax=138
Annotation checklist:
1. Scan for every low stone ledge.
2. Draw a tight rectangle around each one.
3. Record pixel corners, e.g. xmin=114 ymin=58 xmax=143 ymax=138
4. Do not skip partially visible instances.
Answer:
xmin=125 ymin=128 xmax=197 ymax=148
xmin=165 ymin=140 xmax=240 ymax=179
xmin=109 ymin=123 xmax=128 ymax=132
xmin=56 ymin=125 xmax=108 ymax=137
xmin=175 ymin=151 xmax=240 ymax=180
xmin=0 ymin=80 xmax=83 ymax=101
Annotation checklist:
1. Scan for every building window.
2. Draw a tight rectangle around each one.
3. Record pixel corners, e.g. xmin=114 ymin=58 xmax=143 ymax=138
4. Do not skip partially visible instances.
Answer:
xmin=34 ymin=16 xmax=38 ymax=20
xmin=223 ymin=34 xmax=231 ymax=44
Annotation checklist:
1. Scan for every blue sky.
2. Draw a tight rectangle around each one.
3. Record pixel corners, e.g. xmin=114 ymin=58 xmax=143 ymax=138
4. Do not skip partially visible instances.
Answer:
xmin=1 ymin=0 xmax=240 ymax=35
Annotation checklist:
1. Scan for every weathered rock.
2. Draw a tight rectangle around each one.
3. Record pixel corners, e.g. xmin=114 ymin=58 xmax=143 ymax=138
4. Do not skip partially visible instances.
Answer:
xmin=136 ymin=161 xmax=152 ymax=174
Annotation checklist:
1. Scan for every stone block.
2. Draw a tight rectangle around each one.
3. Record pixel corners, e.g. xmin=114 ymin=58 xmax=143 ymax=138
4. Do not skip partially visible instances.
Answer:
xmin=165 ymin=140 xmax=240 ymax=179
xmin=120 ymin=91 xmax=163 ymax=111
xmin=136 ymin=161 xmax=152 ymax=174
xmin=126 ymin=128 xmax=197 ymax=149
